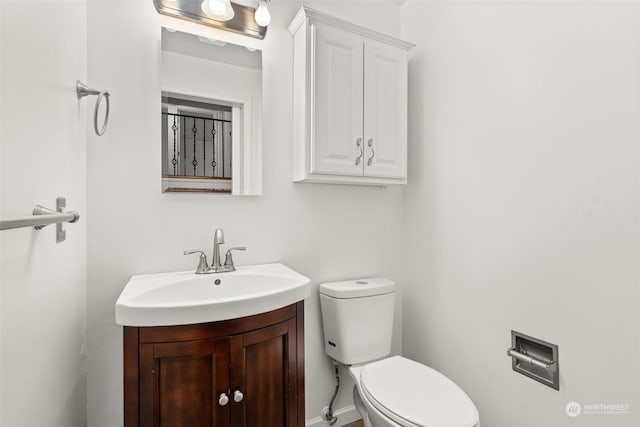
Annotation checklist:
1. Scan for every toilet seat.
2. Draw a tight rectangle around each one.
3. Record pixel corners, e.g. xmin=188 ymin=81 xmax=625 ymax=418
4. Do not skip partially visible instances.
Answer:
xmin=359 ymin=356 xmax=479 ymax=427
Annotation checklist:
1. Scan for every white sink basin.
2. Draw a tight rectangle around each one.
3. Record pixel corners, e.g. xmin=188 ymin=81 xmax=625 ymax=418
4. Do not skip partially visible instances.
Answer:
xmin=115 ymin=263 xmax=311 ymax=326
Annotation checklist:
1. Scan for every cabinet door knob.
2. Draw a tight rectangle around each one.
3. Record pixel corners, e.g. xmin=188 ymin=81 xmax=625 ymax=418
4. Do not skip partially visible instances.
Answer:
xmin=233 ymin=390 xmax=244 ymax=403
xmin=218 ymin=393 xmax=229 ymax=406
xmin=367 ymin=138 xmax=375 ymax=166
xmin=355 ymin=138 xmax=363 ymax=166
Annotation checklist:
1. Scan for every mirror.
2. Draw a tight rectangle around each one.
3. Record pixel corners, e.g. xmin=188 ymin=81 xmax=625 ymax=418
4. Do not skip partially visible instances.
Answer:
xmin=161 ymin=27 xmax=262 ymax=195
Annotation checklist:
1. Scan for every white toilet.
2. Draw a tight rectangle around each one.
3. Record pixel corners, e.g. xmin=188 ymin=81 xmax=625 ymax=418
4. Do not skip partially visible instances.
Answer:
xmin=319 ymin=278 xmax=480 ymax=427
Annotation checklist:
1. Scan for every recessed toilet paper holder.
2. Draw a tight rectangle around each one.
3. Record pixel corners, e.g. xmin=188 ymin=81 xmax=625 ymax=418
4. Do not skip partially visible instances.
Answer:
xmin=507 ymin=330 xmax=559 ymax=390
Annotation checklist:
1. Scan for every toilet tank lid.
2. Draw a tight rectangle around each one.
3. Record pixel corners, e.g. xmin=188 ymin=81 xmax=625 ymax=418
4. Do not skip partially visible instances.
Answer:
xmin=319 ymin=277 xmax=395 ymax=299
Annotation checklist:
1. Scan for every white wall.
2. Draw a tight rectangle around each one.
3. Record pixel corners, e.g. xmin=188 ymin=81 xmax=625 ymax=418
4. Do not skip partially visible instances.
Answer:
xmin=0 ymin=1 xmax=87 ymax=426
xmin=86 ymin=1 xmax=403 ymax=426
xmin=401 ymin=2 xmax=640 ymax=427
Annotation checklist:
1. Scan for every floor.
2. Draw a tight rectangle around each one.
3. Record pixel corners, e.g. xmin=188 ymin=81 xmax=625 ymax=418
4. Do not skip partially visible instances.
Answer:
xmin=343 ymin=420 xmax=364 ymax=427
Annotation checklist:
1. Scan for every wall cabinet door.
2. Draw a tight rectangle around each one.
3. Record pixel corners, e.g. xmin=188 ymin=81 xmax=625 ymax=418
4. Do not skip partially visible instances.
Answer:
xmin=312 ymin=24 xmax=364 ymax=176
xmin=313 ymin=25 xmax=407 ymax=180
xmin=363 ymin=39 xmax=408 ymax=179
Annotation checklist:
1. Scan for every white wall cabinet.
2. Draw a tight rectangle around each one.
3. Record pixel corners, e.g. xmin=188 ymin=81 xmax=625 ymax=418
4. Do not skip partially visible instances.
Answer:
xmin=289 ymin=7 xmax=414 ymax=186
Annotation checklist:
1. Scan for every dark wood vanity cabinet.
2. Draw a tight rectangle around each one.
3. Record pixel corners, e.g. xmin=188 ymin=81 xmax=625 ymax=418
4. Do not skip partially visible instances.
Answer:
xmin=123 ymin=302 xmax=304 ymax=427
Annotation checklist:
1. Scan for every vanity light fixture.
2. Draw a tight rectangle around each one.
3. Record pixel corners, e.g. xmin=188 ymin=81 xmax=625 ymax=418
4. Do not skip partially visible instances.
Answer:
xmin=201 ymin=0 xmax=235 ymax=22
xmin=154 ymin=0 xmax=268 ymax=39
xmin=254 ymin=0 xmax=271 ymax=27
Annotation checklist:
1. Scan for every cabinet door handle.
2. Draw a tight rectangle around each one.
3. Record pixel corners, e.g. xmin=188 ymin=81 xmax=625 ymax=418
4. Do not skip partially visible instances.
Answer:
xmin=355 ymin=138 xmax=363 ymax=166
xmin=367 ymin=138 xmax=375 ymax=166
xmin=218 ymin=393 xmax=229 ymax=406
xmin=233 ymin=390 xmax=244 ymax=403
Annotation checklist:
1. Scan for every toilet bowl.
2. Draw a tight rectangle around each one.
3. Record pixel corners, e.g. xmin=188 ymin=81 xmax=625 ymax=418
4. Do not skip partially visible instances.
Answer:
xmin=319 ymin=278 xmax=480 ymax=427
xmin=349 ymin=357 xmax=479 ymax=427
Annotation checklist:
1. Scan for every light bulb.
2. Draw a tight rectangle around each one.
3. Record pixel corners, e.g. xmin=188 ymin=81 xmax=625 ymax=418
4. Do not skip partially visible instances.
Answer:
xmin=254 ymin=0 xmax=271 ymax=27
xmin=201 ymin=0 xmax=235 ymax=22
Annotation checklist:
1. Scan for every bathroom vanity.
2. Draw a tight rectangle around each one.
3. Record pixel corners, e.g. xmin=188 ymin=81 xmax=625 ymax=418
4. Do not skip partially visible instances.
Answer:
xmin=116 ymin=263 xmax=310 ymax=427
xmin=123 ymin=303 xmax=304 ymax=427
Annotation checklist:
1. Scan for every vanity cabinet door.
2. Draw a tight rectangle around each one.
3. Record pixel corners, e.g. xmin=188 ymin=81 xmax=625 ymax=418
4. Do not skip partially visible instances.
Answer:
xmin=228 ymin=318 xmax=298 ymax=427
xmin=138 ymin=338 xmax=229 ymax=427
xmin=363 ymin=39 xmax=408 ymax=179
xmin=311 ymin=24 xmax=364 ymax=176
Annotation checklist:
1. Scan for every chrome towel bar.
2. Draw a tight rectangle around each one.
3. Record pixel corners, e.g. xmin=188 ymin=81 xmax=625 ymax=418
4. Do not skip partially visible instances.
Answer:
xmin=76 ymin=80 xmax=110 ymax=136
xmin=0 ymin=197 xmax=79 ymax=242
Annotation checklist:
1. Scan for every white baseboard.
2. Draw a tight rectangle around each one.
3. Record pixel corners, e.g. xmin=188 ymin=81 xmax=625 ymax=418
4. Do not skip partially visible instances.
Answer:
xmin=306 ymin=405 xmax=360 ymax=427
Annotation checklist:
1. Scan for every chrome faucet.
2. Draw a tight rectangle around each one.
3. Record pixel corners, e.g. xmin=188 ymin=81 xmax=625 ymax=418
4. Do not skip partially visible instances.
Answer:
xmin=184 ymin=228 xmax=246 ymax=274
xmin=211 ymin=228 xmax=225 ymax=272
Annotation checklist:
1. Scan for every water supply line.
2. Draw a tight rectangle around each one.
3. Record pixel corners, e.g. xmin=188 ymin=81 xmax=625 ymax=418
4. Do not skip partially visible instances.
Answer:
xmin=321 ymin=360 xmax=340 ymax=425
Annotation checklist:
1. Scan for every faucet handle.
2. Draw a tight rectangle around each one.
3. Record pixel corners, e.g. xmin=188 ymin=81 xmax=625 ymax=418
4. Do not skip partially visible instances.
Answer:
xmin=224 ymin=247 xmax=246 ymax=269
xmin=184 ymin=250 xmax=210 ymax=274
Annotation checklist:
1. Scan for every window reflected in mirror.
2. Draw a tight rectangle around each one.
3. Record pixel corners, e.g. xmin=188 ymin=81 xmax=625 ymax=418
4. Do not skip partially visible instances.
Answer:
xmin=162 ymin=94 xmax=233 ymax=193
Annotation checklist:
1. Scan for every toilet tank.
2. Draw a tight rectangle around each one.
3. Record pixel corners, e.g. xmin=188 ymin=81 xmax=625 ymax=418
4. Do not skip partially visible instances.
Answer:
xmin=319 ymin=278 xmax=395 ymax=365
